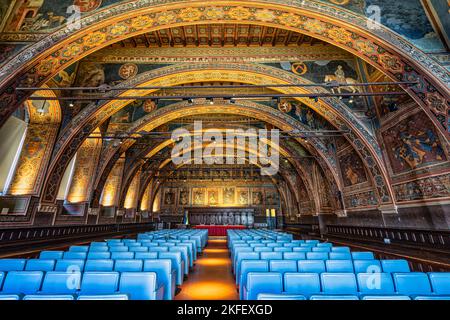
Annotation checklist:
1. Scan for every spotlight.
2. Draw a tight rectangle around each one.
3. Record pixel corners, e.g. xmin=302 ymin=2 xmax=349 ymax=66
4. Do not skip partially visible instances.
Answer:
xmin=69 ymin=101 xmax=74 ymax=107
xmin=206 ymin=98 xmax=214 ymax=105
xmin=349 ymin=96 xmax=354 ymax=104
xmin=187 ymin=98 xmax=194 ymax=104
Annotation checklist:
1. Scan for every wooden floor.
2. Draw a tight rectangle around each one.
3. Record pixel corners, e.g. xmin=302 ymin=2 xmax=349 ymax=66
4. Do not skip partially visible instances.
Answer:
xmin=175 ymin=238 xmax=239 ymax=300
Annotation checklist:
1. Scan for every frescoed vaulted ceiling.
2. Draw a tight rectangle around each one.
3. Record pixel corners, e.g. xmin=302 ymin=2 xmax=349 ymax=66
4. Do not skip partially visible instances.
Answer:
xmin=0 ymin=0 xmax=448 ymax=225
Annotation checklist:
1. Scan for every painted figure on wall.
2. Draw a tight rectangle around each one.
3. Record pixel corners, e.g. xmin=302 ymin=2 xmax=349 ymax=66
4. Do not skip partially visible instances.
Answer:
xmin=0 ymin=0 xmax=11 ymax=29
xmin=238 ymin=190 xmax=249 ymax=205
xmin=324 ymin=65 xmax=361 ymax=94
xmin=298 ymin=179 xmax=309 ymax=200
xmin=74 ymin=0 xmax=103 ymax=12
xmin=339 ymin=150 xmax=367 ymax=186
xmin=208 ymin=189 xmax=218 ymax=205
xmin=265 ymin=190 xmax=279 ymax=205
xmin=383 ymin=112 xmax=447 ymax=173
xmin=252 ymin=191 xmax=263 ymax=205
xmin=223 ymin=187 xmax=235 ymax=205
xmin=163 ymin=189 xmax=175 ymax=206
xmin=193 ymin=189 xmax=205 ymax=205
xmin=395 ymin=130 xmax=445 ymax=169
xmin=179 ymin=189 xmax=189 ymax=205
xmin=4 ymin=0 xmax=104 ymax=31
xmin=294 ymin=104 xmax=331 ymax=130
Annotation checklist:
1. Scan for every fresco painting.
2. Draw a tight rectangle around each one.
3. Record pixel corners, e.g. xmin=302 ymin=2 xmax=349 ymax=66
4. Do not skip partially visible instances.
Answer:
xmin=237 ymin=189 xmax=249 ymax=206
xmin=363 ymin=0 xmax=444 ymax=51
xmin=265 ymin=190 xmax=280 ymax=206
xmin=394 ymin=173 xmax=450 ymax=202
xmin=207 ymin=189 xmax=219 ymax=206
xmin=277 ymin=60 xmax=369 ymax=111
xmin=163 ymin=188 xmax=176 ymax=206
xmin=252 ymin=190 xmax=263 ymax=206
xmin=179 ymin=189 xmax=189 ymax=206
xmin=382 ymin=112 xmax=448 ymax=174
xmin=192 ymin=188 xmax=206 ymax=206
xmin=223 ymin=187 xmax=235 ymax=205
xmin=338 ymin=150 xmax=368 ymax=187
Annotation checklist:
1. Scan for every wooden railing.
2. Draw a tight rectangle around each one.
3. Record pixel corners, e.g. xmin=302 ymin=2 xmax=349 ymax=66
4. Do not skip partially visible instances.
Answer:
xmin=0 ymin=222 xmax=155 ymax=253
xmin=325 ymin=225 xmax=450 ymax=250
xmin=285 ymin=223 xmax=319 ymax=236
xmin=285 ymin=223 xmax=450 ymax=272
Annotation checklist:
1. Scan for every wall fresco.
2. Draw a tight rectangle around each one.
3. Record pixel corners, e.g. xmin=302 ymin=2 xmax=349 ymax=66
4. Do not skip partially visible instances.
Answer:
xmin=66 ymin=132 xmax=102 ymax=203
xmin=393 ymin=173 xmax=450 ymax=202
xmin=100 ymin=157 xmax=124 ymax=206
xmin=344 ymin=190 xmax=378 ymax=208
xmin=382 ymin=111 xmax=448 ymax=175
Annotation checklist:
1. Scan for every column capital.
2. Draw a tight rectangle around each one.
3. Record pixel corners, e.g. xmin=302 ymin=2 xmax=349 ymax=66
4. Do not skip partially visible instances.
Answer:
xmin=378 ymin=204 xmax=398 ymax=215
xmin=37 ymin=203 xmax=59 ymax=213
xmin=335 ymin=210 xmax=347 ymax=217
xmin=88 ymin=207 xmax=100 ymax=216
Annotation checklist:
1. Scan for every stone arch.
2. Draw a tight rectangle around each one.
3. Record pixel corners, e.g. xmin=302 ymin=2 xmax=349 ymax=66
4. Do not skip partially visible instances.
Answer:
xmin=44 ymin=65 xmax=391 ymax=206
xmin=145 ymin=147 xmax=307 ymax=217
xmin=93 ymin=115 xmax=325 ymax=212
xmin=83 ymin=101 xmax=343 ymax=212
xmin=117 ymin=134 xmax=317 ymax=214
xmin=6 ymin=87 xmax=61 ymax=195
xmin=0 ymin=1 xmax=448 ymax=137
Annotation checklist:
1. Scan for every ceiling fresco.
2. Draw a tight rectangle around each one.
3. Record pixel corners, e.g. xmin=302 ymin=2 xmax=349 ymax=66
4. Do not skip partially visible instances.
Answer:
xmin=0 ymin=0 xmax=446 ymax=53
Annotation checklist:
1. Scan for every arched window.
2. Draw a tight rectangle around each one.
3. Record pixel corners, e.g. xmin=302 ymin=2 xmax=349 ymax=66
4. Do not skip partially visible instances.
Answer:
xmin=0 ymin=113 xmax=28 ymax=195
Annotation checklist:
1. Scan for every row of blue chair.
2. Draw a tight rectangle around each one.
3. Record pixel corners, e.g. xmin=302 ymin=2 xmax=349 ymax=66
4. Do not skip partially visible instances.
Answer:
xmin=230 ymin=246 xmax=354 ymax=260
xmin=138 ymin=230 xmax=208 ymax=252
xmin=0 ymin=229 xmax=209 ymax=300
xmin=228 ymin=229 xmax=450 ymax=301
xmin=0 ymin=271 xmax=164 ymax=300
xmin=66 ymin=242 xmax=194 ymax=271
xmin=241 ymin=271 xmax=450 ymax=300
xmin=0 ymin=258 xmax=177 ymax=300
xmin=227 ymin=229 xmax=293 ymax=242
xmin=233 ymin=253 xmax=396 ymax=280
xmin=236 ymin=259 xmax=411 ymax=287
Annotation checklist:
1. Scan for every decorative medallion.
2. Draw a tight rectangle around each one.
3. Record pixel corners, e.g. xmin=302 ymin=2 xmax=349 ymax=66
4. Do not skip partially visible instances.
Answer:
xmin=143 ymin=100 xmax=157 ymax=113
xmin=119 ymin=63 xmax=138 ymax=79
xmin=291 ymin=62 xmax=308 ymax=75
xmin=278 ymin=100 xmax=293 ymax=113
xmin=73 ymin=0 xmax=102 ymax=13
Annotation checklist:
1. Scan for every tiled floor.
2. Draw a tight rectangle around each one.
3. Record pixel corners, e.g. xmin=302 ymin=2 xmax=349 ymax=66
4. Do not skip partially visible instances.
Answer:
xmin=175 ymin=238 xmax=239 ymax=300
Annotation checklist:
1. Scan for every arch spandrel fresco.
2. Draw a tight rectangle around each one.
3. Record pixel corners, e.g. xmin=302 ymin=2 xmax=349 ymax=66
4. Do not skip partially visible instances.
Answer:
xmin=0 ymin=0 xmax=448 ymax=226
xmin=0 ymin=1 xmax=448 ymax=140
